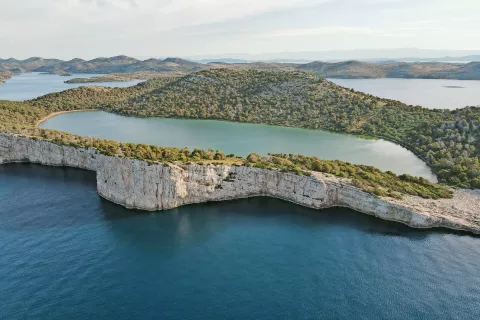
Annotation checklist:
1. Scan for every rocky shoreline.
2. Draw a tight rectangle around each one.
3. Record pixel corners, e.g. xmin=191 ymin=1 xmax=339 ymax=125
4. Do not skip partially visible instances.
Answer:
xmin=1 ymin=133 xmax=479 ymax=234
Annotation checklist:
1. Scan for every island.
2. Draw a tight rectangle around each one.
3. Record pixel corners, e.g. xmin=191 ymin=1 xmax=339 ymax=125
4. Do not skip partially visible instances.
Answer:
xmin=1 ymin=69 xmax=479 ymax=233
xmin=64 ymin=72 xmax=176 ymax=84
xmin=65 ymin=75 xmax=135 ymax=83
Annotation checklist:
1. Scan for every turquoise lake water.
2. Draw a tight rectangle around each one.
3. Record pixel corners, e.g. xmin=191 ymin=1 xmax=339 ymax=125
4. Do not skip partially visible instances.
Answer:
xmin=39 ymin=111 xmax=436 ymax=180
xmin=1 ymin=74 xmax=479 ymax=319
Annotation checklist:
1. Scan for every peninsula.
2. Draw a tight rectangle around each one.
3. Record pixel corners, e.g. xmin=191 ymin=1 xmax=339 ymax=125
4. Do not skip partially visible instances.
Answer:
xmin=0 ymin=71 xmax=12 ymax=84
xmin=1 ymin=133 xmax=478 ymax=234
xmin=0 ymin=69 xmax=479 ymax=233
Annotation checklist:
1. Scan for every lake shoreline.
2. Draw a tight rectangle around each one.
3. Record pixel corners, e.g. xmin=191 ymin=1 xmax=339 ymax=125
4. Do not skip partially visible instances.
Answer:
xmin=0 ymin=133 xmax=479 ymax=234
xmin=36 ymin=109 xmax=98 ymax=126
xmin=40 ymin=109 xmax=437 ymax=181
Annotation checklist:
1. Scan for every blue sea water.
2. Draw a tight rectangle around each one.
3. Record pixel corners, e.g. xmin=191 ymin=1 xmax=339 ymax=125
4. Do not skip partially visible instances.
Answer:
xmin=328 ymin=78 xmax=480 ymax=109
xmin=1 ymin=74 xmax=480 ymax=319
xmin=0 ymin=72 xmax=143 ymax=101
xmin=1 ymin=164 xmax=479 ymax=320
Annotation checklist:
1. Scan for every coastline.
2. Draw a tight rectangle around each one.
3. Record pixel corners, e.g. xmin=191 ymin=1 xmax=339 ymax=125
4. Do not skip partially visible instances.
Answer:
xmin=36 ymin=109 xmax=98 ymax=126
xmin=1 ymin=133 xmax=479 ymax=235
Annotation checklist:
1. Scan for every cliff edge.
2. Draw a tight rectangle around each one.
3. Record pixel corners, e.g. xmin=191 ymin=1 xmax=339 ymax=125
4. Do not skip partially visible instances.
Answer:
xmin=1 ymin=133 xmax=479 ymax=234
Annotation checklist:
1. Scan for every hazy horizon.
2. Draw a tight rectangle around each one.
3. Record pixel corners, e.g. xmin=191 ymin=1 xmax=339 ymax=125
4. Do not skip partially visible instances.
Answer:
xmin=2 ymin=0 xmax=479 ymax=60
xmin=3 ymin=48 xmax=480 ymax=63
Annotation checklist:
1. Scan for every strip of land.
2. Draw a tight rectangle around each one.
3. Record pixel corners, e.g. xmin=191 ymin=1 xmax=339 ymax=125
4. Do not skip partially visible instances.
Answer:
xmin=2 ymin=69 xmax=479 ymax=189
xmin=0 ymin=68 xmax=478 ymax=233
xmin=64 ymin=72 xmax=184 ymax=84
xmin=1 ymin=133 xmax=479 ymax=234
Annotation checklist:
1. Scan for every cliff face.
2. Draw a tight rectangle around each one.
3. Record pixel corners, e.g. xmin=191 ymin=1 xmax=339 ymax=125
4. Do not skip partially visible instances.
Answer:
xmin=1 ymin=133 xmax=479 ymax=234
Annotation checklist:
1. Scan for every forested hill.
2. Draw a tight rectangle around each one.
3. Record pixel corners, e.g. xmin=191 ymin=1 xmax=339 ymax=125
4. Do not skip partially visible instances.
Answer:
xmin=297 ymin=60 xmax=480 ymax=79
xmin=1 ymin=56 xmax=480 ymax=80
xmin=0 ymin=73 xmax=454 ymax=200
xmin=100 ymin=69 xmax=480 ymax=188
xmin=0 ymin=56 xmax=205 ymax=76
xmin=1 ymin=68 xmax=479 ymax=189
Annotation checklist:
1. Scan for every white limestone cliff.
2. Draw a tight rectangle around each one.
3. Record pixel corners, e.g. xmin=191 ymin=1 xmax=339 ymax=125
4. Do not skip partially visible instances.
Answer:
xmin=1 ymin=133 xmax=479 ymax=234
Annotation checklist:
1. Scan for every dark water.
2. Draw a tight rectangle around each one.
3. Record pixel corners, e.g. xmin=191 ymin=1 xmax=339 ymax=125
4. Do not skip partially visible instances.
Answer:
xmin=39 ymin=111 xmax=436 ymax=180
xmin=2 ymin=74 xmax=479 ymax=319
xmin=329 ymin=78 xmax=480 ymax=109
xmin=1 ymin=164 xmax=479 ymax=319
xmin=0 ymin=73 xmax=143 ymax=101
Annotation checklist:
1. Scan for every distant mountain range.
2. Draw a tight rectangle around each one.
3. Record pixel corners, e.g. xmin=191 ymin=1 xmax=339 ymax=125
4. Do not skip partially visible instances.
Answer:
xmin=194 ymin=58 xmax=311 ymax=64
xmin=0 ymin=56 xmax=203 ymax=75
xmin=364 ymin=55 xmax=480 ymax=63
xmin=1 ymin=55 xmax=480 ymax=81
xmin=298 ymin=60 xmax=480 ymax=79
xmin=185 ymin=48 xmax=480 ymax=62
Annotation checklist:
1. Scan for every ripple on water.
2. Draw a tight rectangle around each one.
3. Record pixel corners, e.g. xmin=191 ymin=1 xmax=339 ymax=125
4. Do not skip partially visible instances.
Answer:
xmin=0 ymin=164 xmax=479 ymax=319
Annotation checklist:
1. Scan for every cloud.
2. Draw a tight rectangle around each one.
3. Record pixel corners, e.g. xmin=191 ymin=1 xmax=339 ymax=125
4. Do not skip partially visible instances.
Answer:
xmin=78 ymin=0 xmax=136 ymax=8
xmin=0 ymin=0 xmax=334 ymax=36
xmin=1 ymin=0 xmax=480 ymax=58
xmin=261 ymin=27 xmax=379 ymax=37
xmin=28 ymin=0 xmax=333 ymax=28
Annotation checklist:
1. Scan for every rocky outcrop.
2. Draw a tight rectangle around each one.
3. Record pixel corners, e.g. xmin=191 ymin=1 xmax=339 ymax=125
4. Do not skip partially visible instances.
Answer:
xmin=1 ymin=133 xmax=479 ymax=234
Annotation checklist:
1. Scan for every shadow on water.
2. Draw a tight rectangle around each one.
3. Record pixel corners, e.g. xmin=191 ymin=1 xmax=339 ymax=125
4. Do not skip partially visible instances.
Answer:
xmin=0 ymin=162 xmax=97 ymax=187
xmin=0 ymin=163 xmax=476 ymax=239
xmin=195 ymin=197 xmax=477 ymax=239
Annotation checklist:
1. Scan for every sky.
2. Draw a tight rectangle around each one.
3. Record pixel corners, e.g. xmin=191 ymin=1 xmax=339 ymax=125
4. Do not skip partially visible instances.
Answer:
xmin=1 ymin=0 xmax=480 ymax=59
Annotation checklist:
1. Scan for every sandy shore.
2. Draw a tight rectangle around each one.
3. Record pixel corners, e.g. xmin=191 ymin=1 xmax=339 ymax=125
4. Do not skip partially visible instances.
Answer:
xmin=36 ymin=109 xmax=97 ymax=126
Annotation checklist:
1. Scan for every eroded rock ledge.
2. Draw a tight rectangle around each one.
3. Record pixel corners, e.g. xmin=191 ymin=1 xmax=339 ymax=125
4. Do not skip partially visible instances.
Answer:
xmin=1 ymin=133 xmax=479 ymax=234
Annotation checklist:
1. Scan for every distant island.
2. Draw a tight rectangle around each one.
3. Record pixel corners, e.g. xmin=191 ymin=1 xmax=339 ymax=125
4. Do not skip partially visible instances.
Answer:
xmin=64 ymin=72 xmax=174 ymax=84
xmin=65 ymin=75 xmax=134 ymax=83
xmin=2 ymin=56 xmax=480 ymax=82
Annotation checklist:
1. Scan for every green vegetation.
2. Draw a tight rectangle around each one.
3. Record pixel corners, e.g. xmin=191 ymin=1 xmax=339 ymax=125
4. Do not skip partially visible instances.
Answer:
xmin=64 ymin=72 xmax=177 ymax=84
xmin=65 ymin=76 xmax=132 ymax=84
xmin=246 ymin=153 xmax=452 ymax=199
xmin=98 ymin=69 xmax=479 ymax=189
xmin=0 ymin=68 xmax=471 ymax=199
